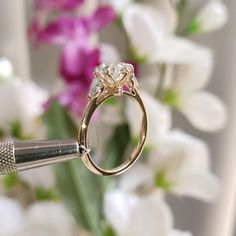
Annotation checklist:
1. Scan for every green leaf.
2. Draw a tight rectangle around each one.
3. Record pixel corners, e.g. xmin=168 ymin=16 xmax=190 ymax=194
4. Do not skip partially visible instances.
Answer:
xmin=103 ymin=96 xmax=118 ymax=106
xmin=2 ymin=174 xmax=19 ymax=189
xmin=35 ymin=187 xmax=58 ymax=201
xmin=114 ymin=15 xmax=124 ymax=29
xmin=0 ymin=128 xmax=4 ymax=139
xmin=55 ymin=161 xmax=104 ymax=235
xmin=128 ymin=47 xmax=148 ymax=64
xmin=187 ymin=18 xmax=201 ymax=34
xmin=162 ymin=89 xmax=180 ymax=108
xmin=43 ymin=101 xmax=77 ymax=139
xmin=10 ymin=120 xmax=23 ymax=139
xmin=155 ymin=170 xmax=174 ymax=191
xmin=9 ymin=120 xmax=33 ymax=140
xmin=44 ymin=101 xmax=103 ymax=236
xmin=104 ymin=225 xmax=117 ymax=236
xmin=103 ymin=123 xmax=130 ymax=170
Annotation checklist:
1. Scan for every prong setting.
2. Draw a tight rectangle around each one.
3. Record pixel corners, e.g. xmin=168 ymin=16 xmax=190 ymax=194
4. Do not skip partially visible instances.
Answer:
xmin=89 ymin=62 xmax=138 ymax=99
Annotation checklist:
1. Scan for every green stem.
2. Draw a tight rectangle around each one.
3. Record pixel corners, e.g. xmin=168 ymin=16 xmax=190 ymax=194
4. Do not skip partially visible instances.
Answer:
xmin=176 ymin=0 xmax=188 ymax=35
xmin=155 ymin=64 xmax=167 ymax=99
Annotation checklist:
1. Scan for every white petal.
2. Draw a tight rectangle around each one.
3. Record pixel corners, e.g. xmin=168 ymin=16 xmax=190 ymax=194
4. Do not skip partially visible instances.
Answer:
xmin=149 ymin=130 xmax=210 ymax=177
xmin=171 ymin=229 xmax=193 ymax=236
xmin=0 ymin=197 xmax=24 ymax=236
xmin=0 ymin=79 xmax=48 ymax=131
xmin=154 ymin=37 xmax=211 ymax=65
xmin=196 ymin=0 xmax=228 ymax=32
xmin=174 ymin=170 xmax=220 ymax=202
xmin=104 ymin=190 xmax=139 ymax=236
xmin=0 ymin=57 xmax=13 ymax=81
xmin=180 ymin=91 xmax=227 ymax=132
xmin=126 ymin=90 xmax=171 ymax=146
xmin=174 ymin=48 xmax=213 ymax=91
xmin=104 ymin=190 xmax=173 ymax=236
xmin=126 ymin=191 xmax=173 ymax=236
xmin=119 ymin=163 xmax=154 ymax=193
xmin=105 ymin=0 xmax=132 ymax=12
xmin=99 ymin=43 xmax=120 ymax=63
xmin=123 ymin=3 xmax=167 ymax=61
xmin=18 ymin=166 xmax=55 ymax=189
xmin=148 ymin=0 xmax=177 ymax=34
xmin=23 ymin=202 xmax=75 ymax=236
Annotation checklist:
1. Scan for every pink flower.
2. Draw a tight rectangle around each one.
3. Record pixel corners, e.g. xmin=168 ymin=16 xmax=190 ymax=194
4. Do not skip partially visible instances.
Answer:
xmin=57 ymin=46 xmax=100 ymax=116
xmin=60 ymin=45 xmax=100 ymax=83
xmin=35 ymin=0 xmax=84 ymax=12
xmin=31 ymin=7 xmax=116 ymax=45
xmin=29 ymin=5 xmax=116 ymax=116
xmin=33 ymin=6 xmax=116 ymax=80
xmin=57 ymin=82 xmax=88 ymax=116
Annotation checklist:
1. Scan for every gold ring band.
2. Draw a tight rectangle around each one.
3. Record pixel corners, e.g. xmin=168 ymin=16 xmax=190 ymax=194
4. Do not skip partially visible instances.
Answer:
xmin=78 ymin=62 xmax=147 ymax=176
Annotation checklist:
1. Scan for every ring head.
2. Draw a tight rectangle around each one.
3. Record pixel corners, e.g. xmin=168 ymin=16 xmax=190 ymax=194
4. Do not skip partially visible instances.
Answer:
xmin=89 ymin=62 xmax=137 ymax=99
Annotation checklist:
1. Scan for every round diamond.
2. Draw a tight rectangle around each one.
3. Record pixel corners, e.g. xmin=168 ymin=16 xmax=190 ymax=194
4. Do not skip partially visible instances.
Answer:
xmin=91 ymin=62 xmax=135 ymax=98
xmin=94 ymin=63 xmax=108 ymax=79
xmin=108 ymin=63 xmax=127 ymax=82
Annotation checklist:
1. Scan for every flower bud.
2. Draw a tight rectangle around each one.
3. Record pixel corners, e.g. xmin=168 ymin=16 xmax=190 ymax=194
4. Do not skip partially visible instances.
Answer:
xmin=189 ymin=0 xmax=228 ymax=34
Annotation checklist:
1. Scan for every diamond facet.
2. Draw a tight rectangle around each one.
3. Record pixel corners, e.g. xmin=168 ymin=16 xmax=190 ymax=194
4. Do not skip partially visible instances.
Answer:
xmin=89 ymin=79 xmax=103 ymax=98
xmin=89 ymin=62 xmax=137 ymax=99
xmin=108 ymin=63 xmax=126 ymax=82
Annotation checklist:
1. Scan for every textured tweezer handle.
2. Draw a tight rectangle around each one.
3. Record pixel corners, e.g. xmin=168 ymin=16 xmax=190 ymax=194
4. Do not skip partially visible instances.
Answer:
xmin=0 ymin=141 xmax=17 ymax=174
xmin=0 ymin=140 xmax=81 ymax=175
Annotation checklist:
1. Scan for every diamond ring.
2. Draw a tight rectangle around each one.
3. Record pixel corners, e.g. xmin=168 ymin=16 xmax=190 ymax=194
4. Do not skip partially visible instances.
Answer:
xmin=78 ymin=62 xmax=147 ymax=176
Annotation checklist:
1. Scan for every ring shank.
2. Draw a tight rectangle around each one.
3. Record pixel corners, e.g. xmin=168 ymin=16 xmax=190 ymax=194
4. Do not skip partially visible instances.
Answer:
xmin=78 ymin=89 xmax=147 ymax=176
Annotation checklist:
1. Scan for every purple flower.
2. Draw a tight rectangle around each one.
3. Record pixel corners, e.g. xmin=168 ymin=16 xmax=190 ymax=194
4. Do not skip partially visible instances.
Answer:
xmin=31 ymin=6 xmax=116 ymax=83
xmin=57 ymin=45 xmax=100 ymax=116
xmin=35 ymin=0 xmax=84 ymax=12
xmin=60 ymin=45 xmax=100 ymax=83
xmin=32 ymin=7 xmax=116 ymax=44
xmin=87 ymin=6 xmax=118 ymax=32
xmin=57 ymin=82 xmax=88 ymax=116
xmin=29 ymin=4 xmax=116 ymax=116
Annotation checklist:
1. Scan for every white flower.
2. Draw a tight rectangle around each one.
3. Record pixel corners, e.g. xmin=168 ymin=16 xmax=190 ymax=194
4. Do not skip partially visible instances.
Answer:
xmin=21 ymin=202 xmax=75 ymax=236
xmin=18 ymin=166 xmax=55 ymax=189
xmin=119 ymin=163 xmax=155 ymax=193
xmin=104 ymin=190 xmax=173 ymax=236
xmin=0 ymin=58 xmax=14 ymax=81
xmin=104 ymin=189 xmax=191 ymax=236
xmin=150 ymin=130 xmax=220 ymax=201
xmin=0 ymin=197 xmax=24 ymax=236
xmin=195 ymin=0 xmax=228 ymax=33
xmin=0 ymin=79 xmax=48 ymax=135
xmin=169 ymin=48 xmax=227 ymax=132
xmin=120 ymin=130 xmax=219 ymax=202
xmin=125 ymin=90 xmax=171 ymax=146
xmin=123 ymin=3 xmax=207 ymax=64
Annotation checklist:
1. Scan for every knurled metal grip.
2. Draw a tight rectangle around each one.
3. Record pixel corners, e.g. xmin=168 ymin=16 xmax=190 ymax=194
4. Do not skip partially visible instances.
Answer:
xmin=0 ymin=140 xmax=82 ymax=175
xmin=0 ymin=141 xmax=17 ymax=175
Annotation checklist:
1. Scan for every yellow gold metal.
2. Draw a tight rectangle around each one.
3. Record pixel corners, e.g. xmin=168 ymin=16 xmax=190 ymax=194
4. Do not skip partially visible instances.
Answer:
xmin=78 ymin=62 xmax=147 ymax=176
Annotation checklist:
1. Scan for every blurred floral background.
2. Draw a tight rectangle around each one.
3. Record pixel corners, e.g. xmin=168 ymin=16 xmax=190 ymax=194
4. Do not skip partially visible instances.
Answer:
xmin=0 ymin=0 xmax=235 ymax=236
